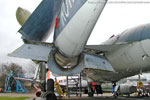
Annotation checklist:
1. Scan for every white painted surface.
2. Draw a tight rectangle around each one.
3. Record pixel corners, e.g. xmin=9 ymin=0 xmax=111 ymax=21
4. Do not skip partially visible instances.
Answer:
xmin=55 ymin=0 xmax=107 ymax=58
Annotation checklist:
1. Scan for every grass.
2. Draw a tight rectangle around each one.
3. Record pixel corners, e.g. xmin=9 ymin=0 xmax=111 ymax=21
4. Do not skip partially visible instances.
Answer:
xmin=0 ymin=96 xmax=30 ymax=100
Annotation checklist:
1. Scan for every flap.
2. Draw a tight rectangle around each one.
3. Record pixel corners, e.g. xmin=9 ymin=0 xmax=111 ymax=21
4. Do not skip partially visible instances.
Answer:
xmin=84 ymin=53 xmax=115 ymax=72
xmin=8 ymin=43 xmax=52 ymax=61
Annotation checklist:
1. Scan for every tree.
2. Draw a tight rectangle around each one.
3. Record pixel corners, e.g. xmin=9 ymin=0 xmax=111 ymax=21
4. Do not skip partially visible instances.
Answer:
xmin=0 ymin=63 xmax=24 ymax=90
xmin=23 ymin=61 xmax=37 ymax=78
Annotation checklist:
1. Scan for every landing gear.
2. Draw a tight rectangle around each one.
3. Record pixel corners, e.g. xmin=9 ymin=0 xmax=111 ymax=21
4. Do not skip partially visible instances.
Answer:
xmin=45 ymin=79 xmax=57 ymax=100
xmin=33 ymin=62 xmax=57 ymax=100
xmin=35 ymin=79 xmax=57 ymax=100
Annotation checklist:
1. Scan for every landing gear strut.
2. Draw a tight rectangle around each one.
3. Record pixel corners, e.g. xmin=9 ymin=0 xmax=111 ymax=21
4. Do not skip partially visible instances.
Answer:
xmin=33 ymin=62 xmax=57 ymax=100
xmin=45 ymin=79 xmax=57 ymax=100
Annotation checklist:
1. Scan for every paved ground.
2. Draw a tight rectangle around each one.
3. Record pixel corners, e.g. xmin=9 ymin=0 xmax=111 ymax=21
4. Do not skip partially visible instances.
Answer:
xmin=61 ymin=94 xmax=150 ymax=100
xmin=1 ymin=93 xmax=150 ymax=100
xmin=30 ymin=96 xmax=150 ymax=100
xmin=62 ymin=96 xmax=150 ymax=100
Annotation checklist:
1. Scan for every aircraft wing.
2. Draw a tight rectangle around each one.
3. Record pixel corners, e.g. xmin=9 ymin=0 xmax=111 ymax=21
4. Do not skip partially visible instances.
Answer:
xmin=9 ymin=41 xmax=53 ymax=62
xmin=9 ymin=41 xmax=115 ymax=75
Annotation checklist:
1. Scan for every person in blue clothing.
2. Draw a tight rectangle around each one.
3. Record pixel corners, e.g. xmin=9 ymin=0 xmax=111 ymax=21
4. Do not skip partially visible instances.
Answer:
xmin=112 ymin=82 xmax=116 ymax=93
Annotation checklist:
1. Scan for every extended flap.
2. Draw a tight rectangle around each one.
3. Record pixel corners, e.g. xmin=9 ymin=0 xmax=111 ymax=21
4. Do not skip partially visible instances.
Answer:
xmin=84 ymin=53 xmax=115 ymax=72
xmin=9 ymin=43 xmax=52 ymax=61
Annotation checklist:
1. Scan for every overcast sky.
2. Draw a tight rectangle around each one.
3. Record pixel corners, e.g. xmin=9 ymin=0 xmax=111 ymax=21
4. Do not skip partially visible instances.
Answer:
xmin=1 ymin=0 xmax=150 ymax=77
xmin=0 ymin=0 xmax=42 ymax=70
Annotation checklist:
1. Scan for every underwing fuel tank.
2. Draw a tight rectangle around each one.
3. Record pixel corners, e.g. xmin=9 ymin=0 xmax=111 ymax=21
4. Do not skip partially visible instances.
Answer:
xmin=54 ymin=0 xmax=107 ymax=66
xmin=16 ymin=7 xmax=31 ymax=26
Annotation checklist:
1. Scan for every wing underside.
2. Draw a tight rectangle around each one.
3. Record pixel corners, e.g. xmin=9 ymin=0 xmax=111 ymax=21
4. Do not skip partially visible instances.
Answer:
xmin=9 ymin=41 xmax=53 ymax=62
xmin=9 ymin=41 xmax=115 ymax=76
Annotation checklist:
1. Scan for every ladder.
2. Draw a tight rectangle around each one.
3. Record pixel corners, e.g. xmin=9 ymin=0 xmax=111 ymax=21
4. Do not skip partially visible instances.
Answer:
xmin=67 ymin=74 xmax=82 ymax=97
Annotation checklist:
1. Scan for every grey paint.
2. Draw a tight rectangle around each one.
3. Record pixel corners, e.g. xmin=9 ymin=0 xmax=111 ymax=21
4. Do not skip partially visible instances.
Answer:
xmin=9 ymin=0 xmax=150 ymax=83
xmin=9 ymin=43 xmax=52 ymax=61
xmin=105 ymin=23 xmax=150 ymax=44
xmin=48 ymin=51 xmax=114 ymax=76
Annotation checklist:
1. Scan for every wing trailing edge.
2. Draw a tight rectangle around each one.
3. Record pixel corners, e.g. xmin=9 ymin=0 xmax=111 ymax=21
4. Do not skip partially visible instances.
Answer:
xmin=8 ymin=42 xmax=53 ymax=62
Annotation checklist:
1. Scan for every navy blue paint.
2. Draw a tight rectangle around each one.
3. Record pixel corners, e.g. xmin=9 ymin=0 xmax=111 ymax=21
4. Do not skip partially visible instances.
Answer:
xmin=19 ymin=0 xmax=62 ymax=41
xmin=54 ymin=0 xmax=87 ymax=40
xmin=116 ymin=23 xmax=150 ymax=43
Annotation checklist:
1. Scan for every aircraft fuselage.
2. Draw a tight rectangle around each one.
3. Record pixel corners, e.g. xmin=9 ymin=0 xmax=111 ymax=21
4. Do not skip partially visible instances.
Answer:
xmin=85 ymin=23 xmax=150 ymax=82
